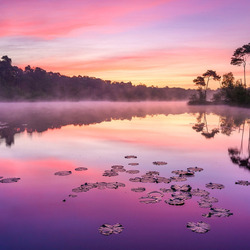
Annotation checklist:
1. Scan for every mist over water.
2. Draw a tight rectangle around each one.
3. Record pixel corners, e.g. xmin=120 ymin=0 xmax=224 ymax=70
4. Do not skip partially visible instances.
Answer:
xmin=0 ymin=101 xmax=250 ymax=250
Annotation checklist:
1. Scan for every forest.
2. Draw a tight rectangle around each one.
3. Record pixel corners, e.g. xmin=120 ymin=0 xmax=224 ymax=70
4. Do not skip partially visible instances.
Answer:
xmin=0 ymin=56 xmax=197 ymax=101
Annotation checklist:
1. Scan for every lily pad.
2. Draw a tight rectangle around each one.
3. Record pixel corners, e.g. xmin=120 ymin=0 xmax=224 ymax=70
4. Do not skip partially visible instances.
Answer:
xmin=103 ymin=170 xmax=119 ymax=177
xmin=171 ymin=170 xmax=194 ymax=176
xmin=131 ymin=187 xmax=146 ymax=192
xmin=125 ymin=155 xmax=137 ymax=159
xmin=198 ymin=201 xmax=213 ymax=208
xmin=54 ymin=171 xmax=72 ymax=176
xmin=69 ymin=194 xmax=77 ymax=198
xmin=153 ymin=161 xmax=167 ymax=165
xmin=0 ymin=177 xmax=21 ymax=183
xmin=106 ymin=182 xmax=126 ymax=189
xmin=165 ymin=198 xmax=185 ymax=206
xmin=128 ymin=163 xmax=139 ymax=166
xmin=235 ymin=180 xmax=250 ymax=186
xmin=186 ymin=221 xmax=210 ymax=234
xmin=170 ymin=176 xmax=187 ymax=182
xmin=126 ymin=170 xmax=140 ymax=174
xmin=160 ymin=188 xmax=173 ymax=193
xmin=171 ymin=184 xmax=192 ymax=192
xmin=205 ymin=182 xmax=225 ymax=190
xmin=200 ymin=196 xmax=218 ymax=203
xmin=187 ymin=167 xmax=204 ymax=172
xmin=172 ymin=192 xmax=192 ymax=200
xmin=139 ymin=196 xmax=161 ymax=204
xmin=191 ymin=188 xmax=210 ymax=197
xmin=75 ymin=167 xmax=88 ymax=171
xmin=145 ymin=171 xmax=160 ymax=176
xmin=98 ymin=223 xmax=124 ymax=236
xmin=202 ymin=208 xmax=233 ymax=218
xmin=111 ymin=165 xmax=126 ymax=172
xmin=141 ymin=176 xmax=156 ymax=183
xmin=156 ymin=177 xmax=171 ymax=184
xmin=72 ymin=186 xmax=90 ymax=193
xmin=148 ymin=191 xmax=164 ymax=198
xmin=129 ymin=177 xmax=142 ymax=182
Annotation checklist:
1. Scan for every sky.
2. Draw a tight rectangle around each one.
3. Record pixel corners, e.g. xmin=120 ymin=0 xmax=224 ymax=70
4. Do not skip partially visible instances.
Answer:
xmin=0 ymin=0 xmax=250 ymax=88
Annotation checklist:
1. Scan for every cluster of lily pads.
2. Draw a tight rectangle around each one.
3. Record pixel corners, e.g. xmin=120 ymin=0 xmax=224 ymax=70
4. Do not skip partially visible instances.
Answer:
xmin=0 ymin=177 xmax=21 ymax=183
xmin=103 ymin=164 xmax=140 ymax=177
xmin=72 ymin=181 xmax=126 ymax=193
xmin=53 ymin=155 xmax=236 ymax=236
xmin=54 ymin=167 xmax=88 ymax=177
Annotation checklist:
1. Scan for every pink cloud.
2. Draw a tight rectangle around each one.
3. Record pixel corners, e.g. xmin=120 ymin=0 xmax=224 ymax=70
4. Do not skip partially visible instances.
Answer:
xmin=0 ymin=0 xmax=171 ymax=39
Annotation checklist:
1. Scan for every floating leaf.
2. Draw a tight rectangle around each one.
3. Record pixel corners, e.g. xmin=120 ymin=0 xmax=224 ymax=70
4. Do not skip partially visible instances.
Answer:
xmin=171 ymin=184 xmax=192 ymax=192
xmin=160 ymin=188 xmax=173 ymax=193
xmin=145 ymin=171 xmax=160 ymax=176
xmin=172 ymin=192 xmax=192 ymax=200
xmin=0 ymin=177 xmax=21 ymax=183
xmin=200 ymin=196 xmax=218 ymax=203
xmin=235 ymin=180 xmax=250 ymax=186
xmin=125 ymin=155 xmax=137 ymax=159
xmin=106 ymin=182 xmax=126 ymax=189
xmin=75 ymin=167 xmax=88 ymax=171
xmin=139 ymin=196 xmax=161 ymax=204
xmin=103 ymin=170 xmax=119 ymax=177
xmin=191 ymin=188 xmax=210 ymax=197
xmin=54 ymin=171 xmax=72 ymax=176
xmin=111 ymin=165 xmax=126 ymax=172
xmin=171 ymin=170 xmax=194 ymax=176
xmin=170 ymin=176 xmax=187 ymax=182
xmin=131 ymin=187 xmax=146 ymax=192
xmin=126 ymin=170 xmax=140 ymax=174
xmin=187 ymin=167 xmax=204 ymax=172
xmin=186 ymin=221 xmax=210 ymax=234
xmin=129 ymin=177 xmax=142 ymax=182
xmin=69 ymin=194 xmax=77 ymax=198
xmin=198 ymin=201 xmax=212 ymax=208
xmin=156 ymin=177 xmax=171 ymax=184
xmin=141 ymin=177 xmax=156 ymax=183
xmin=205 ymin=182 xmax=225 ymax=190
xmin=165 ymin=198 xmax=185 ymax=206
xmin=203 ymin=208 xmax=233 ymax=218
xmin=148 ymin=191 xmax=164 ymax=198
xmin=98 ymin=223 xmax=124 ymax=236
xmin=128 ymin=163 xmax=139 ymax=166
xmin=153 ymin=161 xmax=167 ymax=165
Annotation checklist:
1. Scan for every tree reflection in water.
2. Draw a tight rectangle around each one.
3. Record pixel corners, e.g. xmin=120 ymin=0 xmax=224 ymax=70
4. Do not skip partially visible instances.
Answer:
xmin=192 ymin=112 xmax=219 ymax=139
xmin=192 ymin=111 xmax=250 ymax=171
xmin=228 ymin=120 xmax=250 ymax=171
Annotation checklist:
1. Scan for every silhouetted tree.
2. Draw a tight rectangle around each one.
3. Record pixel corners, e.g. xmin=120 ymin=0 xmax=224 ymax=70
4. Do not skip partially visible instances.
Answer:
xmin=202 ymin=70 xmax=221 ymax=101
xmin=231 ymin=43 xmax=250 ymax=88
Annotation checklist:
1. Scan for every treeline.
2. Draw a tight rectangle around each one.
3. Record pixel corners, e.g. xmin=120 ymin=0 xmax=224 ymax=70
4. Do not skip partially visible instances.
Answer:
xmin=0 ymin=56 xmax=196 ymax=101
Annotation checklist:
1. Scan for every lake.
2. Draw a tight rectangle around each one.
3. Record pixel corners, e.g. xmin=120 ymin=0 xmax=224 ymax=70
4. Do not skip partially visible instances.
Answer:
xmin=0 ymin=101 xmax=249 ymax=250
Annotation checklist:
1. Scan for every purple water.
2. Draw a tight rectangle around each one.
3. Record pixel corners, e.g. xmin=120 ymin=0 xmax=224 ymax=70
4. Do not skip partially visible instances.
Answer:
xmin=0 ymin=102 xmax=249 ymax=249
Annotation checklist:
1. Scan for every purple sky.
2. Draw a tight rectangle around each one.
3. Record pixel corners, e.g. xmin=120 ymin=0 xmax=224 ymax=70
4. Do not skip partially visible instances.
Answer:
xmin=1 ymin=0 xmax=250 ymax=88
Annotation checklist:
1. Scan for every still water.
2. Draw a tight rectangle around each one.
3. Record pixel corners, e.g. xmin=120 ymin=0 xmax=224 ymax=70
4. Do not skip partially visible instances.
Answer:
xmin=0 ymin=102 xmax=249 ymax=250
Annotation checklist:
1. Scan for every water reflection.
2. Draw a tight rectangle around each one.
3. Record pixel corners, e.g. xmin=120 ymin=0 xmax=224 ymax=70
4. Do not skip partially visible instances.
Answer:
xmin=1 ymin=102 xmax=250 ymax=147
xmin=228 ymin=121 xmax=250 ymax=171
xmin=191 ymin=110 xmax=250 ymax=171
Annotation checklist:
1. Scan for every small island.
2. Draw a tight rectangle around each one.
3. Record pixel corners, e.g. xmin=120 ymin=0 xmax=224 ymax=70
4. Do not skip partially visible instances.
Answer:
xmin=188 ymin=43 xmax=250 ymax=107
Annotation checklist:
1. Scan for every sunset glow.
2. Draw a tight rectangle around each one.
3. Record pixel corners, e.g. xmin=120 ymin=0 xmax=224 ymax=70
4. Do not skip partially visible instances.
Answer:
xmin=1 ymin=0 xmax=250 ymax=88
